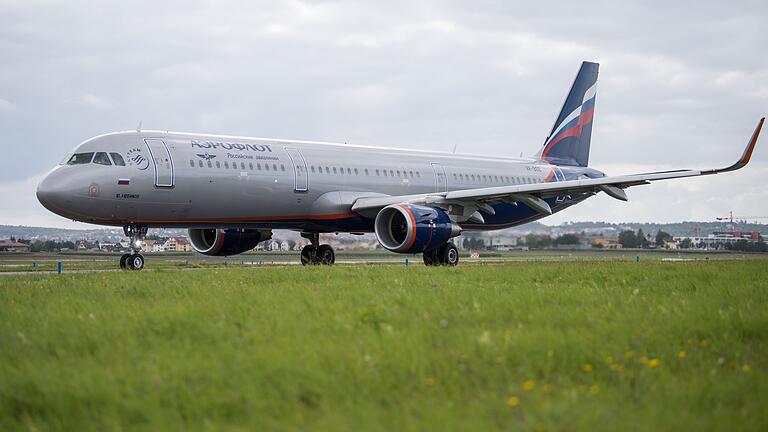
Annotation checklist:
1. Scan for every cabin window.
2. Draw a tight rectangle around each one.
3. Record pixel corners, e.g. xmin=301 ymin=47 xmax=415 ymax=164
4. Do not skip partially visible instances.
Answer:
xmin=241 ymin=163 xmax=246 ymax=170
xmin=383 ymin=170 xmax=387 ymax=177
xmin=281 ymin=164 xmax=285 ymax=171
xmin=216 ymin=161 xmax=221 ymax=168
xmin=416 ymin=172 xmax=420 ymax=178
xmin=189 ymin=160 xmax=195 ymax=168
xmin=311 ymin=166 xmax=315 ymax=173
xmin=66 ymin=153 xmax=94 ymax=165
xmin=354 ymin=168 xmax=358 ymax=175
xmin=273 ymin=164 xmax=277 ymax=171
xmin=249 ymin=163 xmax=253 ymax=170
xmin=333 ymin=167 xmax=337 ymax=174
xmin=265 ymin=164 xmax=269 ymax=171
xmin=389 ymin=170 xmax=394 ymax=177
xmin=376 ymin=169 xmax=380 ymax=176
xmin=207 ymin=161 xmax=212 ymax=168
xmin=364 ymin=168 xmax=369 ymax=175
xmin=110 ymin=153 xmax=126 ymax=166
xmin=198 ymin=160 xmax=203 ymax=168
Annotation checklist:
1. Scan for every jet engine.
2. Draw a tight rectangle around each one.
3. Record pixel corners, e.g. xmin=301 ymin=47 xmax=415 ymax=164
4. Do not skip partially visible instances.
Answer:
xmin=188 ymin=228 xmax=272 ymax=256
xmin=374 ymin=204 xmax=461 ymax=253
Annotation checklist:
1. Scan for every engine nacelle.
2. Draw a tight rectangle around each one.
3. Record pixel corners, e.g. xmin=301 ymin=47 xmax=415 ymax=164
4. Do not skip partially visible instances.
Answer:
xmin=188 ymin=228 xmax=272 ymax=256
xmin=374 ymin=204 xmax=461 ymax=253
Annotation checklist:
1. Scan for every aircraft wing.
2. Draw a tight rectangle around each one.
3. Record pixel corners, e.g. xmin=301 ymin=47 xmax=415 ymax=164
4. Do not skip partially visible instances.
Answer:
xmin=351 ymin=117 xmax=764 ymax=220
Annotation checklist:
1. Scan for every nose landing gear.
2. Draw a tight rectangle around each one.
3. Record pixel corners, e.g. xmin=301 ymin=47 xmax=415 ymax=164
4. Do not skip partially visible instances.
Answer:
xmin=300 ymin=232 xmax=336 ymax=265
xmin=120 ymin=224 xmax=147 ymax=270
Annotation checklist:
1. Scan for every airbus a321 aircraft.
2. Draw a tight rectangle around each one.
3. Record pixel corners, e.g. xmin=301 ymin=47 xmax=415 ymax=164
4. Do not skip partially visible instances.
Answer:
xmin=37 ymin=62 xmax=764 ymax=269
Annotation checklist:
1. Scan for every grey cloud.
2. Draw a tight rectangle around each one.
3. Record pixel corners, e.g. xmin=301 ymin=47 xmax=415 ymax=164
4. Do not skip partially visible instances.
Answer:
xmin=0 ymin=0 xmax=766 ymax=226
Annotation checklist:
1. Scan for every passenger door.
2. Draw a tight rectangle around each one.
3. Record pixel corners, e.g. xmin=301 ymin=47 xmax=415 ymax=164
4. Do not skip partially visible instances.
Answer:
xmin=431 ymin=162 xmax=447 ymax=193
xmin=144 ymin=139 xmax=174 ymax=187
xmin=284 ymin=147 xmax=308 ymax=192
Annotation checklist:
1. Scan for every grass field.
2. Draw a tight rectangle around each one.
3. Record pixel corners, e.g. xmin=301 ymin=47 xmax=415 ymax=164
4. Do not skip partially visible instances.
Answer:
xmin=1 ymin=260 xmax=766 ymax=430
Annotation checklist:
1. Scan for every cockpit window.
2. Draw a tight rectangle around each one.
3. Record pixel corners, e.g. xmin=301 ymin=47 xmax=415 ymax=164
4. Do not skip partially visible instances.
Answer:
xmin=59 ymin=153 xmax=73 ymax=165
xmin=93 ymin=152 xmax=112 ymax=165
xmin=109 ymin=152 xmax=126 ymax=166
xmin=66 ymin=152 xmax=94 ymax=165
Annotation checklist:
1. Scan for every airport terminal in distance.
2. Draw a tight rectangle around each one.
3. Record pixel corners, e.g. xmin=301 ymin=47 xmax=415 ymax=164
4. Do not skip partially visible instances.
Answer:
xmin=35 ymin=62 xmax=764 ymax=270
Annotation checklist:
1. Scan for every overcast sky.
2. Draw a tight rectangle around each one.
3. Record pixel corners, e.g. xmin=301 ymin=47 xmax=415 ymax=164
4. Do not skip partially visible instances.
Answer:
xmin=1 ymin=0 xmax=766 ymax=229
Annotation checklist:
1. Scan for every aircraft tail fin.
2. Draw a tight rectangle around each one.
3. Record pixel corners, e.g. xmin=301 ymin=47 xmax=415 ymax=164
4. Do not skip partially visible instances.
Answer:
xmin=536 ymin=61 xmax=599 ymax=167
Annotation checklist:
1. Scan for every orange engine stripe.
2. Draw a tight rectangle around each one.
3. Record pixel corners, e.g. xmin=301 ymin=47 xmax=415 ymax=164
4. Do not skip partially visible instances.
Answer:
xmin=399 ymin=204 xmax=418 ymax=252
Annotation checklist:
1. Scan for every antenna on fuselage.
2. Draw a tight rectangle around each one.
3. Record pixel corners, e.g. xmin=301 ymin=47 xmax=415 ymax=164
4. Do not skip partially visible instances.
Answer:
xmin=136 ymin=120 xmax=142 ymax=132
xmin=452 ymin=143 xmax=458 ymax=154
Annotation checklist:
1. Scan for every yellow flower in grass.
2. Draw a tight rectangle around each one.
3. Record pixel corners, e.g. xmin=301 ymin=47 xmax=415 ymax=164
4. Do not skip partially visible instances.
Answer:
xmin=495 ymin=356 xmax=504 ymax=365
xmin=583 ymin=363 xmax=593 ymax=373
xmin=590 ymin=384 xmax=600 ymax=395
xmin=638 ymin=355 xmax=649 ymax=365
xmin=699 ymin=339 xmax=709 ymax=348
xmin=507 ymin=396 xmax=520 ymax=408
xmin=678 ymin=351 xmax=687 ymax=360
xmin=625 ymin=350 xmax=634 ymax=360
xmin=522 ymin=380 xmax=535 ymax=392
xmin=424 ymin=377 xmax=435 ymax=387
xmin=610 ymin=363 xmax=625 ymax=373
xmin=648 ymin=358 xmax=660 ymax=368
xmin=742 ymin=365 xmax=751 ymax=373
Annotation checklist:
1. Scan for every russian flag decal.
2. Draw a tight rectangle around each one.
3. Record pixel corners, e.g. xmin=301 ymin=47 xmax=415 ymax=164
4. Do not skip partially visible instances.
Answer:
xmin=118 ymin=179 xmax=130 ymax=185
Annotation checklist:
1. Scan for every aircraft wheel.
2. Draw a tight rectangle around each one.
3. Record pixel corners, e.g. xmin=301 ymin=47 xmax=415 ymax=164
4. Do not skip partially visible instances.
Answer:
xmin=317 ymin=244 xmax=335 ymax=265
xmin=301 ymin=245 xmax=317 ymax=266
xmin=441 ymin=243 xmax=459 ymax=266
xmin=128 ymin=254 xmax=144 ymax=270
xmin=119 ymin=253 xmax=131 ymax=270
xmin=423 ymin=249 xmax=440 ymax=266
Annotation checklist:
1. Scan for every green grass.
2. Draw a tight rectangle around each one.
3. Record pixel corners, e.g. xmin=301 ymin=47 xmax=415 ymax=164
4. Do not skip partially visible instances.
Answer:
xmin=1 ymin=261 xmax=766 ymax=431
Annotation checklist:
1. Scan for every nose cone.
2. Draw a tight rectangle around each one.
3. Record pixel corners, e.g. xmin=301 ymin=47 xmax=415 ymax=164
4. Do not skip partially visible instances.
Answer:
xmin=36 ymin=172 xmax=61 ymax=213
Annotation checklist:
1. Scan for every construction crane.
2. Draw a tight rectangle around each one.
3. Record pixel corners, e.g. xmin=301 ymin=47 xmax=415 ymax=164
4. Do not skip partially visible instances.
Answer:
xmin=715 ymin=211 xmax=768 ymax=225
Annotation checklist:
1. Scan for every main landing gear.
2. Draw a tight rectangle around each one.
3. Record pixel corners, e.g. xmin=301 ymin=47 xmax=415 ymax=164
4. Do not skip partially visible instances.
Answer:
xmin=300 ymin=232 xmax=336 ymax=266
xmin=423 ymin=243 xmax=459 ymax=266
xmin=120 ymin=224 xmax=147 ymax=270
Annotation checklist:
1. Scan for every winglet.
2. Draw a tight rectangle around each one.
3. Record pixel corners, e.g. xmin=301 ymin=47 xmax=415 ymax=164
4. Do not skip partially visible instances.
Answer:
xmin=703 ymin=117 xmax=764 ymax=175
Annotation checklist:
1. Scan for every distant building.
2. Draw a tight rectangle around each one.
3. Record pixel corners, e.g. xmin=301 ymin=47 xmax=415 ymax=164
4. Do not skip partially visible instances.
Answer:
xmin=162 ymin=237 xmax=191 ymax=252
xmin=0 ymin=239 xmax=30 ymax=252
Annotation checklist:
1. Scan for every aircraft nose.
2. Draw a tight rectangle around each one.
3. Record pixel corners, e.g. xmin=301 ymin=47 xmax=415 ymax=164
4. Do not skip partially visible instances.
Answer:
xmin=36 ymin=170 xmax=65 ymax=213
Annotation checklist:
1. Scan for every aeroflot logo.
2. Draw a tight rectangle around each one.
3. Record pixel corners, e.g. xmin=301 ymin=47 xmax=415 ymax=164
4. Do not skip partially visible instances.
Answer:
xmin=196 ymin=153 xmax=216 ymax=160
xmin=191 ymin=139 xmax=273 ymax=152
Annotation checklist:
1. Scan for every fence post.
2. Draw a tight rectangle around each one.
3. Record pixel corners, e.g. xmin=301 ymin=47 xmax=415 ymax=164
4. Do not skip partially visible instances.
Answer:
xmin=405 ymin=258 xmax=409 ymax=268
xmin=57 ymin=261 xmax=62 ymax=274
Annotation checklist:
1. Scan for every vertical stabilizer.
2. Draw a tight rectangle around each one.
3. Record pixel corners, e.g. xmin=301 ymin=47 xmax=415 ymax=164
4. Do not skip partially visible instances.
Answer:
xmin=536 ymin=61 xmax=599 ymax=167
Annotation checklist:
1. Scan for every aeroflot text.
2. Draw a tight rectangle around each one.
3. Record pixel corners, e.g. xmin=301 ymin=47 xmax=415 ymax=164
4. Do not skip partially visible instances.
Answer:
xmin=191 ymin=140 xmax=273 ymax=152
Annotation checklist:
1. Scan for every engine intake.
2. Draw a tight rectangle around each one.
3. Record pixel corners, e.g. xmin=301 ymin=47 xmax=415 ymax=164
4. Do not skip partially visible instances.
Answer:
xmin=374 ymin=204 xmax=461 ymax=253
xmin=188 ymin=228 xmax=272 ymax=256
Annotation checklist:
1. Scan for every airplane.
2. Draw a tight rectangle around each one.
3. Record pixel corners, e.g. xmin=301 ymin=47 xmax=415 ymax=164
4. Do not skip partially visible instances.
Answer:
xmin=36 ymin=61 xmax=764 ymax=270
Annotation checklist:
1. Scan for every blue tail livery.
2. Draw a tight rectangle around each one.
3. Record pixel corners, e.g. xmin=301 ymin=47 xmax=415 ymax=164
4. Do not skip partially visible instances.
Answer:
xmin=537 ymin=61 xmax=599 ymax=167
